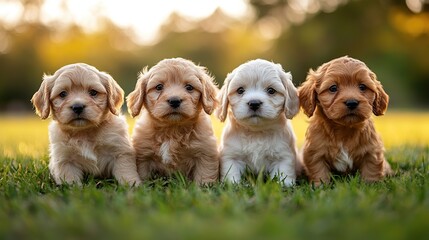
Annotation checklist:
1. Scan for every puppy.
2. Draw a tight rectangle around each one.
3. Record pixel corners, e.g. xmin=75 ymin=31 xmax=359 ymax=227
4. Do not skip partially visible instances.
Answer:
xmin=298 ymin=56 xmax=392 ymax=185
xmin=31 ymin=63 xmax=141 ymax=186
xmin=216 ymin=59 xmax=300 ymax=186
xmin=127 ymin=58 xmax=219 ymax=184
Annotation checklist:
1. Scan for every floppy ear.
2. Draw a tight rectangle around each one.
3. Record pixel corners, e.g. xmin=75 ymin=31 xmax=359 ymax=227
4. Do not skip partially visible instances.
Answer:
xmin=298 ymin=71 xmax=318 ymax=117
xmin=370 ymin=72 xmax=389 ymax=116
xmin=215 ymin=71 xmax=234 ymax=122
xmin=31 ymin=74 xmax=54 ymax=119
xmin=127 ymin=68 xmax=149 ymax=117
xmin=277 ymin=65 xmax=299 ymax=119
xmin=98 ymin=71 xmax=124 ymax=115
xmin=197 ymin=66 xmax=218 ymax=115
xmin=299 ymin=61 xmax=332 ymax=117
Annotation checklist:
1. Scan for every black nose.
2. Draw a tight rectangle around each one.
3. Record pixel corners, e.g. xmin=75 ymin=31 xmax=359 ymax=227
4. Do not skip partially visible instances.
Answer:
xmin=345 ymin=99 xmax=359 ymax=110
xmin=168 ymin=97 xmax=182 ymax=109
xmin=71 ymin=103 xmax=85 ymax=114
xmin=248 ymin=100 xmax=262 ymax=111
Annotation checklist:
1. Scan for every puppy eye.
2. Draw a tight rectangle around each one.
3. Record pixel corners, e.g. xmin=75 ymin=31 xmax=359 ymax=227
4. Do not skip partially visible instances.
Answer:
xmin=89 ymin=89 xmax=98 ymax=97
xmin=359 ymin=84 xmax=367 ymax=91
xmin=267 ymin=87 xmax=276 ymax=95
xmin=155 ymin=84 xmax=163 ymax=91
xmin=185 ymin=84 xmax=194 ymax=92
xmin=329 ymin=85 xmax=338 ymax=93
xmin=59 ymin=91 xmax=68 ymax=98
xmin=237 ymin=87 xmax=245 ymax=95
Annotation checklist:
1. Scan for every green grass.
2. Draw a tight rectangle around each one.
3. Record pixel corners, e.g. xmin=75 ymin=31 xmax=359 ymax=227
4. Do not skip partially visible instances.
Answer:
xmin=1 ymin=147 xmax=428 ymax=239
xmin=1 ymin=115 xmax=429 ymax=239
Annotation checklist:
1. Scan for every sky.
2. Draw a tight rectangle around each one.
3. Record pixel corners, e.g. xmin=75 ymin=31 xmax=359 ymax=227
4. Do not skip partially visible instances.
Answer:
xmin=0 ymin=0 xmax=251 ymax=44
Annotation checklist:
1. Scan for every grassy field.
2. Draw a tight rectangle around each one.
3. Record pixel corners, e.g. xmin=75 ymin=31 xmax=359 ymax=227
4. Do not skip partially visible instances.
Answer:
xmin=1 ymin=112 xmax=428 ymax=239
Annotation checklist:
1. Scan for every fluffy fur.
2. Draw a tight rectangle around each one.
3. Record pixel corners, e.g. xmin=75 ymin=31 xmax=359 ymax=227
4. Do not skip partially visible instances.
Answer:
xmin=216 ymin=59 xmax=300 ymax=186
xmin=298 ymin=56 xmax=392 ymax=185
xmin=127 ymin=58 xmax=219 ymax=184
xmin=31 ymin=63 xmax=141 ymax=186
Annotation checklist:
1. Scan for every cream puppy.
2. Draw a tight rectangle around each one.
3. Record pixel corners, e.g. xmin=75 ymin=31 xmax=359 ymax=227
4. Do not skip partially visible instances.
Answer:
xmin=216 ymin=59 xmax=300 ymax=186
xmin=127 ymin=58 xmax=219 ymax=184
xmin=31 ymin=63 xmax=141 ymax=186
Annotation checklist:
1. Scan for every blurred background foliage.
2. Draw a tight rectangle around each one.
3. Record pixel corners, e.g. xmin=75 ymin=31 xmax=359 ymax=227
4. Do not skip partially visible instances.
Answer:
xmin=0 ymin=0 xmax=428 ymax=113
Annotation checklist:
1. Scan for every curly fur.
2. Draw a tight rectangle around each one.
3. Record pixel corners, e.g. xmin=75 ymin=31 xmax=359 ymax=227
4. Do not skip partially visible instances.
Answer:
xmin=298 ymin=56 xmax=392 ymax=185
xmin=127 ymin=58 xmax=219 ymax=184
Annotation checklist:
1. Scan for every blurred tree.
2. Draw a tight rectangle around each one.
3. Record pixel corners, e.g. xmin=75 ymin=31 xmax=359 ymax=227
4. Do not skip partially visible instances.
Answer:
xmin=0 ymin=23 xmax=48 ymax=112
xmin=0 ymin=0 xmax=428 ymax=112
xmin=248 ymin=0 xmax=429 ymax=108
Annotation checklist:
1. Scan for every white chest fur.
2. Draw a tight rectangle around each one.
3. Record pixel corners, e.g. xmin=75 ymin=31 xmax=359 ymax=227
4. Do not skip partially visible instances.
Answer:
xmin=159 ymin=141 xmax=172 ymax=164
xmin=334 ymin=147 xmax=353 ymax=172
xmin=79 ymin=142 xmax=97 ymax=162
xmin=65 ymin=139 xmax=97 ymax=162
xmin=227 ymin=130 xmax=293 ymax=171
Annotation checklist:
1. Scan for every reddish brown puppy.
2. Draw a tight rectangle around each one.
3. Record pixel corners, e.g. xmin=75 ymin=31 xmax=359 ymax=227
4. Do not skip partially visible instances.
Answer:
xmin=298 ymin=56 xmax=392 ymax=185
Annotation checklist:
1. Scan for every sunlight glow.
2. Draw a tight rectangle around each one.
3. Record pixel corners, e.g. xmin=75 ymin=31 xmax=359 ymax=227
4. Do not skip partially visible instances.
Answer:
xmin=36 ymin=0 xmax=250 ymax=44
xmin=0 ymin=0 xmax=23 ymax=29
xmin=406 ymin=0 xmax=425 ymax=13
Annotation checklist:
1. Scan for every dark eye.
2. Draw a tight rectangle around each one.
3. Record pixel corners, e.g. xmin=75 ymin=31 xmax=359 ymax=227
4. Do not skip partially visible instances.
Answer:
xmin=329 ymin=85 xmax=338 ymax=93
xmin=185 ymin=84 xmax=194 ymax=91
xmin=155 ymin=84 xmax=163 ymax=91
xmin=59 ymin=91 xmax=67 ymax=98
xmin=89 ymin=89 xmax=98 ymax=97
xmin=267 ymin=87 xmax=276 ymax=95
xmin=237 ymin=87 xmax=245 ymax=95
xmin=359 ymin=84 xmax=367 ymax=91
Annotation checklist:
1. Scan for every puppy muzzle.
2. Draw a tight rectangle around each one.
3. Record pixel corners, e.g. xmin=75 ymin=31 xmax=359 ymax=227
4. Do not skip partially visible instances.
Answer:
xmin=344 ymin=99 xmax=359 ymax=110
xmin=71 ymin=103 xmax=85 ymax=115
xmin=248 ymin=99 xmax=263 ymax=111
xmin=167 ymin=97 xmax=182 ymax=109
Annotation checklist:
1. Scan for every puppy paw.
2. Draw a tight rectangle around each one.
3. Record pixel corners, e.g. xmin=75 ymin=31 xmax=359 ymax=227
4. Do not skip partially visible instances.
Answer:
xmin=114 ymin=173 xmax=142 ymax=187
xmin=51 ymin=164 xmax=83 ymax=185
xmin=310 ymin=179 xmax=329 ymax=187
xmin=120 ymin=178 xmax=142 ymax=187
xmin=280 ymin=177 xmax=296 ymax=187
xmin=221 ymin=174 xmax=242 ymax=184
xmin=53 ymin=174 xmax=83 ymax=186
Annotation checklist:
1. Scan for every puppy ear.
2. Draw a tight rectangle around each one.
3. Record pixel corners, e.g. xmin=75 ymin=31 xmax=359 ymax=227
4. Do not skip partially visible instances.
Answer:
xmin=127 ymin=68 xmax=149 ymax=117
xmin=98 ymin=71 xmax=124 ymax=115
xmin=216 ymin=71 xmax=234 ymax=122
xmin=299 ymin=61 xmax=332 ymax=117
xmin=31 ymin=74 xmax=54 ymax=119
xmin=277 ymin=65 xmax=299 ymax=119
xmin=370 ymin=72 xmax=389 ymax=116
xmin=198 ymin=66 xmax=218 ymax=115
xmin=298 ymin=72 xmax=317 ymax=117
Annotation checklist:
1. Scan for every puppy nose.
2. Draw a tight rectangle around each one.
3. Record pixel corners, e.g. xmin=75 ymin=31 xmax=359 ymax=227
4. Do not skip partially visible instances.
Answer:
xmin=168 ymin=97 xmax=182 ymax=109
xmin=248 ymin=100 xmax=262 ymax=111
xmin=344 ymin=99 xmax=359 ymax=110
xmin=71 ymin=103 xmax=85 ymax=114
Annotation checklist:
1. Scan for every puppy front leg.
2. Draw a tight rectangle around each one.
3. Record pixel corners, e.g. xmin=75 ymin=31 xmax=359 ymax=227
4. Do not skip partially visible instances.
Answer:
xmin=359 ymin=153 xmax=384 ymax=182
xmin=193 ymin=154 xmax=219 ymax=184
xmin=270 ymin=159 xmax=296 ymax=187
xmin=304 ymin=154 xmax=331 ymax=186
xmin=50 ymin=161 xmax=83 ymax=185
xmin=221 ymin=158 xmax=245 ymax=184
xmin=113 ymin=153 xmax=142 ymax=186
xmin=136 ymin=160 xmax=151 ymax=181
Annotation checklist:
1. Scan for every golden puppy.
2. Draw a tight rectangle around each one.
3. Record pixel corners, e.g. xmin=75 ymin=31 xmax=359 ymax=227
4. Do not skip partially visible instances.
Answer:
xmin=216 ymin=59 xmax=300 ymax=186
xmin=31 ymin=63 xmax=141 ymax=186
xmin=298 ymin=56 xmax=392 ymax=185
xmin=127 ymin=58 xmax=219 ymax=184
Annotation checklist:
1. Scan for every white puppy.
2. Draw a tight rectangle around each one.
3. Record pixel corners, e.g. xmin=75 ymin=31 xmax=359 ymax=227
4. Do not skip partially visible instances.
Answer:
xmin=216 ymin=59 xmax=300 ymax=186
xmin=31 ymin=63 xmax=141 ymax=186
